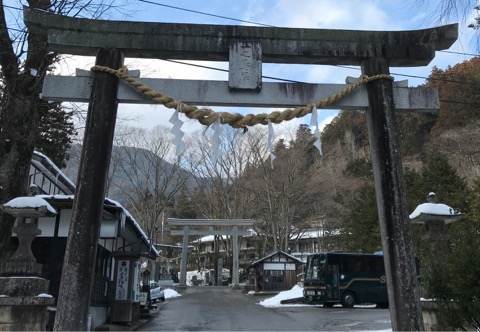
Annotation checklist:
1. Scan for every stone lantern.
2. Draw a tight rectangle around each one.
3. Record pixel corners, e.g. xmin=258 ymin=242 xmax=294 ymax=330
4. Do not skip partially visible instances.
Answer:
xmin=409 ymin=192 xmax=462 ymax=331
xmin=410 ymin=192 xmax=462 ymax=259
xmin=0 ymin=196 xmax=57 ymax=331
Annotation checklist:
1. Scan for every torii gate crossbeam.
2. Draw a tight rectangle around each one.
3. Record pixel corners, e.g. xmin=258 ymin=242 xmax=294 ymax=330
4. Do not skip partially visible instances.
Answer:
xmin=167 ymin=218 xmax=255 ymax=288
xmin=23 ymin=7 xmax=457 ymax=331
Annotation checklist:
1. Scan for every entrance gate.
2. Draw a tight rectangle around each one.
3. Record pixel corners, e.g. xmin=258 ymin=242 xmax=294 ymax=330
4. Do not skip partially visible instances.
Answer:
xmin=167 ymin=218 xmax=254 ymax=288
xmin=24 ymin=7 xmax=457 ymax=331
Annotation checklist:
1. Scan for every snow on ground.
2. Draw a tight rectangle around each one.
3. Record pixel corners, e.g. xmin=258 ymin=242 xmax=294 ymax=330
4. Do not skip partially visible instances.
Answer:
xmin=164 ymin=288 xmax=181 ymax=299
xmin=409 ymin=202 xmax=458 ymax=219
xmin=258 ymin=285 xmax=306 ymax=307
xmin=258 ymin=285 xmax=382 ymax=310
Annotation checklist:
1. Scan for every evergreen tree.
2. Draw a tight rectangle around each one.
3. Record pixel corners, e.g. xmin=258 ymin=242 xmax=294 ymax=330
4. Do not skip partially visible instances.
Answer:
xmin=173 ymin=188 xmax=197 ymax=219
xmin=421 ymin=152 xmax=469 ymax=210
xmin=35 ymin=101 xmax=76 ymax=168
xmin=431 ymin=178 xmax=480 ymax=330
xmin=291 ymin=124 xmax=317 ymax=168
xmin=339 ymin=184 xmax=381 ymax=252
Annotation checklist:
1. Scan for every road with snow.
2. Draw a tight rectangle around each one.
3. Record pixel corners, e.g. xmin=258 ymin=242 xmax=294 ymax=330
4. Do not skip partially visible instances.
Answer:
xmin=140 ymin=287 xmax=391 ymax=331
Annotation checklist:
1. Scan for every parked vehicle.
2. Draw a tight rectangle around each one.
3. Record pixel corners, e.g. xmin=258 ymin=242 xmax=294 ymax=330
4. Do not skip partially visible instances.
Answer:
xmin=304 ymin=252 xmax=388 ymax=308
xmin=149 ymin=281 xmax=165 ymax=303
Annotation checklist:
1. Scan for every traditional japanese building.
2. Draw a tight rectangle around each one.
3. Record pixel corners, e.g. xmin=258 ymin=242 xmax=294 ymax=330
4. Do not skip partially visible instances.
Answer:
xmin=13 ymin=151 xmax=158 ymax=329
xmin=249 ymin=251 xmax=304 ymax=292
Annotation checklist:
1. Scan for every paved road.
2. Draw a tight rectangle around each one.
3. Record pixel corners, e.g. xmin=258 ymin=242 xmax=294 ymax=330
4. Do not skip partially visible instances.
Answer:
xmin=141 ymin=287 xmax=391 ymax=331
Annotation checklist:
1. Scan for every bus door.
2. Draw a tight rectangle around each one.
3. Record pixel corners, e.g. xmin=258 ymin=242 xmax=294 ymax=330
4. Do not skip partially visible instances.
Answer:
xmin=325 ymin=264 xmax=340 ymax=301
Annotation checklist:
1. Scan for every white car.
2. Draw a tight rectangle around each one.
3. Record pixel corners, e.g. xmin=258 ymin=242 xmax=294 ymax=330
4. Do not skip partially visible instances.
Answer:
xmin=149 ymin=281 xmax=165 ymax=303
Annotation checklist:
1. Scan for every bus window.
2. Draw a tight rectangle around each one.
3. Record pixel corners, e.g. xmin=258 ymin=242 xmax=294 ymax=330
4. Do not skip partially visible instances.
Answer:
xmin=306 ymin=255 xmax=326 ymax=281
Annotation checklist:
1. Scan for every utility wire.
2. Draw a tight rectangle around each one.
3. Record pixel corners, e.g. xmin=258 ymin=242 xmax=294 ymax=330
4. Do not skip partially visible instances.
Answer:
xmin=137 ymin=0 xmax=274 ymax=27
xmin=162 ymin=60 xmax=480 ymax=106
xmin=336 ymin=65 xmax=480 ymax=87
xmin=2 ymin=4 xmax=22 ymax=11
xmin=162 ymin=59 xmax=307 ymax=83
xmin=136 ymin=0 xmax=480 ymax=88
xmin=5 ymin=26 xmax=26 ymax=33
xmin=6 ymin=0 xmax=480 ymax=105
xmin=439 ymin=50 xmax=480 ymax=57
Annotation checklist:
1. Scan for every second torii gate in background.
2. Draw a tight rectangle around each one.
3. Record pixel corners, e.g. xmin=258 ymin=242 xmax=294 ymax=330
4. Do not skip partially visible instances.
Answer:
xmin=167 ymin=218 xmax=255 ymax=288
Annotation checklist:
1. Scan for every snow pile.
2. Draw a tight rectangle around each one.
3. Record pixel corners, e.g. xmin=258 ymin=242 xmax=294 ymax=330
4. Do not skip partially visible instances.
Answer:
xmin=4 ymin=197 xmax=57 ymax=215
xmin=36 ymin=293 xmax=53 ymax=298
xmin=258 ymin=285 xmax=304 ymax=307
xmin=164 ymin=288 xmax=181 ymax=299
xmin=409 ymin=202 xmax=457 ymax=219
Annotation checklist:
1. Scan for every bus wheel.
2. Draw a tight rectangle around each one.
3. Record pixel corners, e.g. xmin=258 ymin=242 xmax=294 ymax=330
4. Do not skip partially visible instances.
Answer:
xmin=341 ymin=291 xmax=355 ymax=308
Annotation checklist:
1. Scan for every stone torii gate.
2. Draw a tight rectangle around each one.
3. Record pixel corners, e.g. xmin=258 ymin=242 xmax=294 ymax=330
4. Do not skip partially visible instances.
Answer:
xmin=167 ymin=218 xmax=255 ymax=288
xmin=23 ymin=7 xmax=457 ymax=331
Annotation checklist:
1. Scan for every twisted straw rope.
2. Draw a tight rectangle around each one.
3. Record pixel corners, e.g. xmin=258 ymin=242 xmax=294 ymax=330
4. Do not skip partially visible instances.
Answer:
xmin=91 ymin=65 xmax=393 ymax=128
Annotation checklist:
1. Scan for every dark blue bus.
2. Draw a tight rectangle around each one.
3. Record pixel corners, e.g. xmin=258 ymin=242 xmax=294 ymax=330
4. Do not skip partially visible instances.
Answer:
xmin=304 ymin=252 xmax=388 ymax=308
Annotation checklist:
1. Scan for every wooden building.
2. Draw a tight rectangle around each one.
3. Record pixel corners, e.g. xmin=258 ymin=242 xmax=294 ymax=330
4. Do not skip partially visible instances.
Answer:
xmin=16 ymin=151 xmax=158 ymax=329
xmin=250 ymin=251 xmax=303 ymax=292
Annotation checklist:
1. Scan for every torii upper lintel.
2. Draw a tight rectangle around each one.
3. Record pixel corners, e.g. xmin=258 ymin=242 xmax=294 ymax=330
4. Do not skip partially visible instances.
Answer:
xmin=24 ymin=7 xmax=457 ymax=66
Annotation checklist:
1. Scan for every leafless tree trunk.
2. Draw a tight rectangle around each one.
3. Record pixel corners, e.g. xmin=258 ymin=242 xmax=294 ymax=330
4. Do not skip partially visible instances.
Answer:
xmin=0 ymin=0 xmax=116 ymax=257
xmin=113 ymin=126 xmax=190 ymax=239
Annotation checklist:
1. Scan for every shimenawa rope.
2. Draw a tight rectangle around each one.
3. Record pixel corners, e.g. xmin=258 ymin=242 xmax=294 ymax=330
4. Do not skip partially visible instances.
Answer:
xmin=90 ymin=65 xmax=393 ymax=129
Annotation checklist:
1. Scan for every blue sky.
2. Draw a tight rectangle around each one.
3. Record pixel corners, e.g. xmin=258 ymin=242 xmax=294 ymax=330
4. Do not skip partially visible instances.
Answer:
xmin=5 ymin=0 xmax=479 ymax=135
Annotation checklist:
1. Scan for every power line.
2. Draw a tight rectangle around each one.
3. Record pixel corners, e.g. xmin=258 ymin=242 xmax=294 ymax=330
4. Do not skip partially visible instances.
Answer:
xmin=162 ymin=59 xmax=307 ymax=83
xmin=335 ymin=65 xmax=480 ymax=87
xmin=5 ymin=26 xmax=26 ymax=33
xmin=6 ymin=1 xmax=480 ymax=105
xmin=135 ymin=0 xmax=480 ymax=88
xmin=439 ymin=50 xmax=480 ymax=57
xmin=135 ymin=0 xmax=480 ymax=61
xmin=2 ymin=4 xmax=23 ymax=11
xmin=439 ymin=99 xmax=480 ymax=106
xmin=137 ymin=0 xmax=274 ymax=27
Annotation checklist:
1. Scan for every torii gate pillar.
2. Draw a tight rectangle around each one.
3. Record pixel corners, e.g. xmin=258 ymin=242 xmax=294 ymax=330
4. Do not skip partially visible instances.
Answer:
xmin=362 ymin=58 xmax=422 ymax=330
xmin=179 ymin=226 xmax=189 ymax=287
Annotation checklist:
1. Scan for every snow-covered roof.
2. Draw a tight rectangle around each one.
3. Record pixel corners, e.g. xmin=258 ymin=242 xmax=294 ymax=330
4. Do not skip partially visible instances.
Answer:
xmin=37 ymin=194 xmax=158 ymax=256
xmin=409 ymin=202 xmax=461 ymax=220
xmin=290 ymin=229 xmax=340 ymax=240
xmin=32 ymin=151 xmax=76 ymax=194
xmin=251 ymin=250 xmax=304 ymax=266
xmin=3 ymin=196 xmax=57 ymax=216
xmin=192 ymin=228 xmax=257 ymax=243
xmin=104 ymin=198 xmax=159 ymax=257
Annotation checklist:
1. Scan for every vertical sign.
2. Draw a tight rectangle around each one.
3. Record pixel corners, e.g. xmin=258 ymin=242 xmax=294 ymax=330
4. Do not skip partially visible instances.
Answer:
xmin=132 ymin=261 xmax=140 ymax=302
xmin=228 ymin=41 xmax=262 ymax=90
xmin=115 ymin=260 xmax=130 ymax=300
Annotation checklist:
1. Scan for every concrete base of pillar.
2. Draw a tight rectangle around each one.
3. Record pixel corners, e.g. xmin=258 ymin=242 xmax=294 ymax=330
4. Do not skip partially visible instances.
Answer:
xmin=0 ymin=296 xmax=54 ymax=331
xmin=421 ymin=301 xmax=451 ymax=331
xmin=0 ymin=276 xmax=54 ymax=331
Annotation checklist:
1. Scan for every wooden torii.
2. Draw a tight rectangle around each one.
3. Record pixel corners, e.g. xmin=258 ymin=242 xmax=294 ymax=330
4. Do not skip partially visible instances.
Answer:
xmin=167 ymin=218 xmax=255 ymax=288
xmin=24 ymin=7 xmax=457 ymax=331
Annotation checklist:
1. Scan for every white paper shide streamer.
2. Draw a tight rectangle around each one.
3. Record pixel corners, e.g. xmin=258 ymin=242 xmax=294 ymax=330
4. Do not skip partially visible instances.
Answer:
xmin=310 ymin=106 xmax=323 ymax=157
xmin=267 ymin=120 xmax=276 ymax=167
xmin=210 ymin=117 xmax=224 ymax=164
xmin=169 ymin=106 xmax=186 ymax=156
